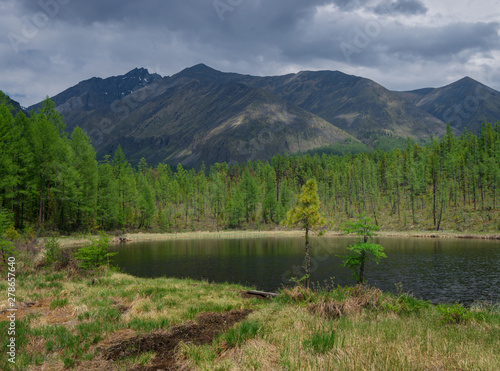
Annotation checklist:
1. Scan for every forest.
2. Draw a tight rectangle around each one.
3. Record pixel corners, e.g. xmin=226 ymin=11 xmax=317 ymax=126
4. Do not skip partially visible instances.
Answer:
xmin=1 ymin=93 xmax=499 ymax=236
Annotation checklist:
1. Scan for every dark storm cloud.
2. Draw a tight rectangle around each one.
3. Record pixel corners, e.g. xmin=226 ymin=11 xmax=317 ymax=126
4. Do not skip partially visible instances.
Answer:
xmin=278 ymin=11 xmax=499 ymax=69
xmin=384 ymin=22 xmax=500 ymax=59
xmin=2 ymin=0 xmax=500 ymax=105
xmin=15 ymin=0 xmax=328 ymax=27
xmin=372 ymin=0 xmax=428 ymax=15
xmin=9 ymin=0 xmax=496 ymax=65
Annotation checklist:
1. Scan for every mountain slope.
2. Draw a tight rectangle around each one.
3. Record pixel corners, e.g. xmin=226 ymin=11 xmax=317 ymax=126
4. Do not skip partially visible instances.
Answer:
xmin=0 ymin=91 xmax=24 ymax=115
xmin=174 ymin=66 xmax=450 ymax=146
xmin=396 ymin=77 xmax=500 ymax=133
xmin=239 ymin=70 xmax=449 ymax=145
xmin=27 ymin=64 xmax=500 ymax=166
xmin=55 ymin=73 xmax=356 ymax=166
xmin=28 ymin=68 xmax=162 ymax=114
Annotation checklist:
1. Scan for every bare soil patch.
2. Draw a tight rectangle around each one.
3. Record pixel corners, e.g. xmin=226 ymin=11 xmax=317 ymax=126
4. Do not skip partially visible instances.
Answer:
xmin=102 ymin=309 xmax=253 ymax=370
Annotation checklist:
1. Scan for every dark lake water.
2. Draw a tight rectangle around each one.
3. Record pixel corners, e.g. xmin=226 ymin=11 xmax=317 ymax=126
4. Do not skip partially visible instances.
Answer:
xmin=110 ymin=236 xmax=500 ymax=305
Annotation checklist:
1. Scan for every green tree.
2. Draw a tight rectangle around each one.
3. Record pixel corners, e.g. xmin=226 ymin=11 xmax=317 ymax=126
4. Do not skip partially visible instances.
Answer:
xmin=226 ymin=185 xmax=245 ymax=228
xmin=137 ymin=173 xmax=155 ymax=228
xmin=112 ymin=145 xmax=128 ymax=227
xmin=276 ymin=179 xmax=292 ymax=222
xmin=10 ymin=112 xmax=33 ymax=228
xmin=262 ymin=170 xmax=278 ymax=224
xmin=340 ymin=213 xmax=386 ymax=284
xmin=71 ymin=127 xmax=98 ymax=229
xmin=29 ymin=99 xmax=64 ymax=228
xmin=241 ymin=168 xmax=258 ymax=222
xmin=283 ymin=179 xmax=325 ymax=289
xmin=97 ymin=156 xmax=120 ymax=229
xmin=210 ymin=166 xmax=226 ymax=231
xmin=75 ymin=232 xmax=116 ymax=269
xmin=0 ymin=209 xmax=15 ymax=264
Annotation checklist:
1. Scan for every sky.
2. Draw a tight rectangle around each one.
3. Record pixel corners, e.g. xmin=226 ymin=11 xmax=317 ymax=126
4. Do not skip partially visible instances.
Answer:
xmin=1 ymin=0 xmax=500 ymax=107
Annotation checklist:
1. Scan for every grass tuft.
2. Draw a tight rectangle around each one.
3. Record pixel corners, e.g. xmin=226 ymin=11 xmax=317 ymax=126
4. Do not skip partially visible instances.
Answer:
xmin=302 ymin=331 xmax=337 ymax=354
xmin=49 ymin=298 xmax=68 ymax=309
xmin=220 ymin=320 xmax=261 ymax=347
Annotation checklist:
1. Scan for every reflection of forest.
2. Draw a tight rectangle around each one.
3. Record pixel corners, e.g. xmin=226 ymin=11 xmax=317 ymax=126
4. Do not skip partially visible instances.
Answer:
xmin=110 ymin=237 xmax=500 ymax=304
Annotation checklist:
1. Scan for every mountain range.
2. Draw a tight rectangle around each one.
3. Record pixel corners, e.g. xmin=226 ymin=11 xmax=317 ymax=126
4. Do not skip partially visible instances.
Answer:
xmin=8 ymin=64 xmax=500 ymax=166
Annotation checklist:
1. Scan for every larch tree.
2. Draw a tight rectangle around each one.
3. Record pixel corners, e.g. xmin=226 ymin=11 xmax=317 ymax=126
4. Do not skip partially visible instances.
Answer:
xmin=283 ymin=179 xmax=325 ymax=289
xmin=71 ymin=127 xmax=98 ymax=229
xmin=340 ymin=213 xmax=386 ymax=284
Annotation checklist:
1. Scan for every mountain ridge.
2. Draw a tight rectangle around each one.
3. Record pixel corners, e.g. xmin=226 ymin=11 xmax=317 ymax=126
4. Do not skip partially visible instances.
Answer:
xmin=394 ymin=76 xmax=500 ymax=133
xmin=20 ymin=65 xmax=500 ymax=166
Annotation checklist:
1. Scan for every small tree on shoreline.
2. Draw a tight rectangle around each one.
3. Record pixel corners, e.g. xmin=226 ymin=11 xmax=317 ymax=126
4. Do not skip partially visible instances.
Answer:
xmin=75 ymin=232 xmax=116 ymax=270
xmin=283 ymin=179 xmax=325 ymax=289
xmin=340 ymin=213 xmax=386 ymax=284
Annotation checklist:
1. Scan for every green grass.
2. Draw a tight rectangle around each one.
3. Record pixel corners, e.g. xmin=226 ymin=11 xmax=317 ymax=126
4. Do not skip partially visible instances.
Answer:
xmin=128 ymin=317 xmax=170 ymax=332
xmin=49 ymin=298 xmax=69 ymax=309
xmin=1 ymin=247 xmax=499 ymax=371
xmin=302 ymin=330 xmax=338 ymax=353
xmin=220 ymin=320 xmax=261 ymax=347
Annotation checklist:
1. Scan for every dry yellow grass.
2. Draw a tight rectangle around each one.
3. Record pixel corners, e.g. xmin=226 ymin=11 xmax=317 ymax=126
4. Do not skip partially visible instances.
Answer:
xmin=3 ymin=254 xmax=499 ymax=370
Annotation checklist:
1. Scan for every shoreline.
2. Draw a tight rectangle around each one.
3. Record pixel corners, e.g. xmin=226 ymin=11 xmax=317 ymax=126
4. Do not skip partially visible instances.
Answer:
xmin=55 ymin=229 xmax=500 ymax=247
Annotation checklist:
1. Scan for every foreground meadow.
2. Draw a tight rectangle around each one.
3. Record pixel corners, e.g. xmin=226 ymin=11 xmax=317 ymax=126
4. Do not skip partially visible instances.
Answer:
xmin=0 ymin=242 xmax=499 ymax=370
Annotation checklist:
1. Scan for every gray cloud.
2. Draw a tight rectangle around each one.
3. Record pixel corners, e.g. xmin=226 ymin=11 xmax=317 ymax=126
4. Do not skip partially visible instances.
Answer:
xmin=373 ymin=0 xmax=428 ymax=15
xmin=1 ymin=0 xmax=499 ymax=106
xmin=384 ymin=22 xmax=500 ymax=59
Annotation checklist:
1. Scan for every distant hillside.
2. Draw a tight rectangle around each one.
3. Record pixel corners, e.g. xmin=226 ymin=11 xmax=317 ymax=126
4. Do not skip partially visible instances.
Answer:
xmin=25 ymin=65 xmax=500 ymax=166
xmin=28 ymin=68 xmax=162 ymax=114
xmin=239 ymin=70 xmax=449 ymax=145
xmin=395 ymin=77 xmax=500 ymax=133
xmin=38 ymin=69 xmax=355 ymax=166
xmin=0 ymin=91 xmax=24 ymax=116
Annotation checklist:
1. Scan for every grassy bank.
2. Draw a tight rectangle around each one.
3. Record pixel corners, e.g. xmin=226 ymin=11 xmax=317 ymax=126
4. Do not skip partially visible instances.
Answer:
xmin=1 ymin=246 xmax=499 ymax=370
xmin=50 ymin=229 xmax=500 ymax=248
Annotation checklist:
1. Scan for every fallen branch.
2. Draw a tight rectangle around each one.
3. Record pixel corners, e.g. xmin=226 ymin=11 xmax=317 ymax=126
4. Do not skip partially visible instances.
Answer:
xmin=245 ymin=290 xmax=278 ymax=298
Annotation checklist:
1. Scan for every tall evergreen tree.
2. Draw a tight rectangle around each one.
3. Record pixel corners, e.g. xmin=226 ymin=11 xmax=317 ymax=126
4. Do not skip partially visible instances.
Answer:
xmin=283 ymin=179 xmax=325 ymax=289
xmin=71 ymin=127 xmax=98 ymax=229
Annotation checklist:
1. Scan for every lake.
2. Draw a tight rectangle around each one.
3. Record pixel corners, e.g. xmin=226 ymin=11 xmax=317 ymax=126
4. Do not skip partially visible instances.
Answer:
xmin=110 ymin=236 xmax=500 ymax=305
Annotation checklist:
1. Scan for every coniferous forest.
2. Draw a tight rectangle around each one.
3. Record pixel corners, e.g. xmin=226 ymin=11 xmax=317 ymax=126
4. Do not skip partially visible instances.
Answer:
xmin=1 ymin=93 xmax=499 ymax=235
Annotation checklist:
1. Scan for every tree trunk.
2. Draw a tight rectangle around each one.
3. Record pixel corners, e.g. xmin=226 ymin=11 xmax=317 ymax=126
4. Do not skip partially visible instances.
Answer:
xmin=305 ymin=226 xmax=310 ymax=289
xmin=54 ymin=175 xmax=58 ymax=231
xmin=411 ymin=193 xmax=416 ymax=224
xmin=358 ymin=250 xmax=366 ymax=284
xmin=436 ymin=197 xmax=444 ymax=231
xmin=15 ymin=185 xmax=20 ymax=229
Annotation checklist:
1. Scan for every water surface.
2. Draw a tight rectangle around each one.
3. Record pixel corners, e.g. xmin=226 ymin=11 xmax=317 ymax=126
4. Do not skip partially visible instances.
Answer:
xmin=110 ymin=236 xmax=500 ymax=304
